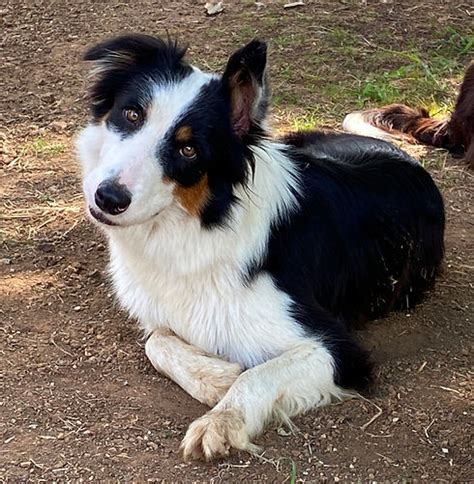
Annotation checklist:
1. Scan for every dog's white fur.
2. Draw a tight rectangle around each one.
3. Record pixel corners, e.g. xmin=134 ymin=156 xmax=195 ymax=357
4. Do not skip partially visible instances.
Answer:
xmin=77 ymin=71 xmax=345 ymax=459
xmin=342 ymin=111 xmax=396 ymax=142
xmin=145 ymin=329 xmax=242 ymax=408
xmin=106 ymin=141 xmax=306 ymax=366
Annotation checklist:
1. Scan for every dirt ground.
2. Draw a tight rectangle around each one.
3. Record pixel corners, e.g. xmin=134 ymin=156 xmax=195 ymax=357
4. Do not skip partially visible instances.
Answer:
xmin=1 ymin=1 xmax=473 ymax=481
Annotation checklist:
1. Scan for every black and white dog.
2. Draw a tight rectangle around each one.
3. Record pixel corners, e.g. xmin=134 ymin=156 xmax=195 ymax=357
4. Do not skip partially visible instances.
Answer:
xmin=77 ymin=34 xmax=445 ymax=460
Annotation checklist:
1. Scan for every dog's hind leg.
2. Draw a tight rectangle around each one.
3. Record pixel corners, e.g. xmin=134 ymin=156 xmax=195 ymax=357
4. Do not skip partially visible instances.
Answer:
xmin=145 ymin=329 xmax=242 ymax=407
xmin=180 ymin=340 xmax=350 ymax=460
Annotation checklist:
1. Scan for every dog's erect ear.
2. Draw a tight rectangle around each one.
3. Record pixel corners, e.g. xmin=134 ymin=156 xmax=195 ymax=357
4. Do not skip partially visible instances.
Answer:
xmin=222 ymin=40 xmax=269 ymax=137
xmin=83 ymin=34 xmax=189 ymax=119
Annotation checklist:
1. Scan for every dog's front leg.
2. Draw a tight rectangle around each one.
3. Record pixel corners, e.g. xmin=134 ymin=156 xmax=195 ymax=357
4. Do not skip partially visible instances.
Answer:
xmin=145 ymin=329 xmax=242 ymax=407
xmin=180 ymin=341 xmax=346 ymax=460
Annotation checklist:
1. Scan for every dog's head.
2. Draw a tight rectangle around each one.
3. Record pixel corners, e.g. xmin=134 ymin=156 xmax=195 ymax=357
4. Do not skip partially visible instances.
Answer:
xmin=77 ymin=34 xmax=269 ymax=228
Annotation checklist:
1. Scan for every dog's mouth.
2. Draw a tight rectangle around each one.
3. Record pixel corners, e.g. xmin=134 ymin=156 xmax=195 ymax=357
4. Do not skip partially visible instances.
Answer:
xmin=88 ymin=206 xmax=164 ymax=227
xmin=88 ymin=206 xmax=119 ymax=226
xmin=87 ymin=203 xmax=167 ymax=228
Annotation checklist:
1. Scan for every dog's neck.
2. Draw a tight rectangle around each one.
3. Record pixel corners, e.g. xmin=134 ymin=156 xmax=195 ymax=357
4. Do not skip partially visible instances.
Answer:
xmin=106 ymin=139 xmax=300 ymax=277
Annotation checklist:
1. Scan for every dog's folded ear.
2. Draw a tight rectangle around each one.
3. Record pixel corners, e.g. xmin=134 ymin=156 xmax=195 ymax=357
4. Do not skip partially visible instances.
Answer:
xmin=83 ymin=33 xmax=187 ymax=72
xmin=222 ymin=40 xmax=269 ymax=137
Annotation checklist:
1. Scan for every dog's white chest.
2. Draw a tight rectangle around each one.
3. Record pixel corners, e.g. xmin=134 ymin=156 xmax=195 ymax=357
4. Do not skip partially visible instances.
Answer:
xmin=108 ymin=233 xmax=304 ymax=368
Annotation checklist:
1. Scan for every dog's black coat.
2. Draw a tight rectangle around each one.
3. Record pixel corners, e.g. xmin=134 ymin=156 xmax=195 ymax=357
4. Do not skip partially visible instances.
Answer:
xmin=256 ymin=132 xmax=444 ymax=389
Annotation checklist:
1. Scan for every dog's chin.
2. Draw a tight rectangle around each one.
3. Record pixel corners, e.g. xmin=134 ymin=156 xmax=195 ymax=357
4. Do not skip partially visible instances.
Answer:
xmin=87 ymin=206 xmax=163 ymax=229
xmin=88 ymin=206 xmax=119 ymax=227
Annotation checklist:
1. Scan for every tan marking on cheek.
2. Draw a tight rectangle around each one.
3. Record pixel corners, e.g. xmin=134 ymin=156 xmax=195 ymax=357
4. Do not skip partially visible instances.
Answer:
xmin=173 ymin=175 xmax=210 ymax=216
xmin=175 ymin=126 xmax=193 ymax=143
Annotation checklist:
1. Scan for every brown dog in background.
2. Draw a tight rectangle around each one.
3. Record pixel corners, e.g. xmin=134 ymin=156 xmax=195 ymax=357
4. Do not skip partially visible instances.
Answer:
xmin=343 ymin=63 xmax=474 ymax=168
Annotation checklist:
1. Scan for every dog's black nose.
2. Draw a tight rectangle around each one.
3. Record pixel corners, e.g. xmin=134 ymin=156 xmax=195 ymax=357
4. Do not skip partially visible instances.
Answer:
xmin=95 ymin=181 xmax=131 ymax=215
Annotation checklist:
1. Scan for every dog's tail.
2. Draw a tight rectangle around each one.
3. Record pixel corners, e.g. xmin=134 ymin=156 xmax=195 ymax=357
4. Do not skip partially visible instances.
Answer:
xmin=342 ymin=104 xmax=451 ymax=148
xmin=342 ymin=63 xmax=474 ymax=168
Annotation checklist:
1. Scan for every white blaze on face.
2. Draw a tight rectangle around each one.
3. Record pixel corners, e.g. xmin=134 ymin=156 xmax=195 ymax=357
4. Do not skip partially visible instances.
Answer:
xmin=76 ymin=68 xmax=216 ymax=227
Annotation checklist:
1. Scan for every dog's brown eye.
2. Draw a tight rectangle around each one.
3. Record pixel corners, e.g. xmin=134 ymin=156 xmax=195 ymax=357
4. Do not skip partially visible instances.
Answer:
xmin=123 ymin=108 xmax=140 ymax=123
xmin=180 ymin=146 xmax=197 ymax=159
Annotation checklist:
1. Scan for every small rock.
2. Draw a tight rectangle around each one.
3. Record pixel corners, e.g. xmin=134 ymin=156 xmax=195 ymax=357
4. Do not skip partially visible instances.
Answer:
xmin=284 ymin=1 xmax=305 ymax=8
xmin=205 ymin=1 xmax=224 ymax=15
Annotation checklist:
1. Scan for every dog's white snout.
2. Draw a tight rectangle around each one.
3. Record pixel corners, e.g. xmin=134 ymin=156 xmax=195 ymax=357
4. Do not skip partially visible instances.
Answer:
xmin=116 ymin=163 xmax=142 ymax=193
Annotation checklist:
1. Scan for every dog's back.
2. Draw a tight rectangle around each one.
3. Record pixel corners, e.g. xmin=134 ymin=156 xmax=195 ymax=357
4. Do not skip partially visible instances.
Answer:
xmin=272 ymin=131 xmax=445 ymax=325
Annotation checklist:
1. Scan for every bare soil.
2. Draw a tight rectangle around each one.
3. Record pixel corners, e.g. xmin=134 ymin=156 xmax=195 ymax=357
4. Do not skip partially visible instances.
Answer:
xmin=1 ymin=1 xmax=472 ymax=481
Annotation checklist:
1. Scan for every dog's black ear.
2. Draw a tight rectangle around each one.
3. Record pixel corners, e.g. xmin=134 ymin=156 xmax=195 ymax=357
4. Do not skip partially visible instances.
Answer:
xmin=82 ymin=34 xmax=189 ymax=119
xmin=222 ymin=40 xmax=269 ymax=137
xmin=83 ymin=34 xmax=187 ymax=71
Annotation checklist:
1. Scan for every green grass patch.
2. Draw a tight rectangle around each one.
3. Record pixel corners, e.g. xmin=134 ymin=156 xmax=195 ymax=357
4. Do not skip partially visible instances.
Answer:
xmin=353 ymin=49 xmax=464 ymax=107
xmin=351 ymin=24 xmax=472 ymax=108
xmin=291 ymin=111 xmax=321 ymax=131
xmin=30 ymin=137 xmax=66 ymax=156
xmin=436 ymin=26 xmax=474 ymax=57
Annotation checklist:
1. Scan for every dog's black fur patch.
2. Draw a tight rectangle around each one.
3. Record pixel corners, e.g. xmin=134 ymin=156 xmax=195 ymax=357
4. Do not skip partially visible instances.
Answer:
xmin=84 ymin=34 xmax=192 ymax=121
xmin=257 ymin=132 xmax=444 ymax=389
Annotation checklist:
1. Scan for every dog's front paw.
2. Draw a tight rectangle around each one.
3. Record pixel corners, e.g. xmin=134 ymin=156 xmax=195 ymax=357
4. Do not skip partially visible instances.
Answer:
xmin=180 ymin=408 xmax=259 ymax=461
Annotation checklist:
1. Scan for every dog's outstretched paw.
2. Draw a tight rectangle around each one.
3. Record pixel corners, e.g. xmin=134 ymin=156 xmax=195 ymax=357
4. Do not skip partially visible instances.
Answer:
xmin=180 ymin=408 xmax=259 ymax=461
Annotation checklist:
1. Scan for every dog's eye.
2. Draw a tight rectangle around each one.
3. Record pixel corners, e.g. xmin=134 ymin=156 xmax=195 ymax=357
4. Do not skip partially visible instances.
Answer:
xmin=123 ymin=108 xmax=141 ymax=124
xmin=180 ymin=146 xmax=197 ymax=160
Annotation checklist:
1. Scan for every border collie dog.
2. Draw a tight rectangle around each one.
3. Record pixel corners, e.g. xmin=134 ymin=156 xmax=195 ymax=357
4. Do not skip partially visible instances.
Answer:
xmin=77 ymin=34 xmax=445 ymax=460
